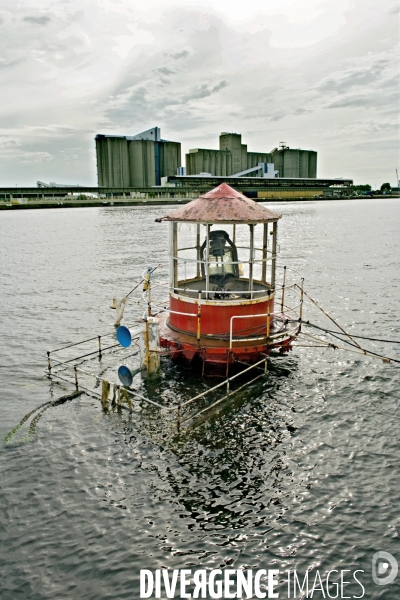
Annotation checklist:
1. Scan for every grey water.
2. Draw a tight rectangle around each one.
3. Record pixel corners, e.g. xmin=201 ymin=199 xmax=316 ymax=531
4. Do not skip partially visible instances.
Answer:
xmin=0 ymin=198 xmax=399 ymax=599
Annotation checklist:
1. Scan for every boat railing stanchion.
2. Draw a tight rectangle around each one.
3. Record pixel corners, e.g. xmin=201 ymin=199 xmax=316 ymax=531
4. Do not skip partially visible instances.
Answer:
xmin=197 ymin=290 xmax=201 ymax=345
xmin=299 ymin=277 xmax=305 ymax=330
xmin=267 ymin=289 xmax=271 ymax=343
xmin=74 ymin=366 xmax=79 ymax=391
xmin=148 ymin=275 xmax=152 ymax=317
xmin=281 ymin=265 xmax=286 ymax=313
xmin=177 ymin=402 xmax=181 ymax=433
xmin=98 ymin=335 xmax=102 ymax=358
xmin=47 ymin=351 xmax=52 ymax=374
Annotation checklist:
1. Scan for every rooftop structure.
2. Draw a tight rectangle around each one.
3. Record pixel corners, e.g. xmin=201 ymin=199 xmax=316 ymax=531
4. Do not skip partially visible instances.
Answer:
xmin=156 ymin=182 xmax=281 ymax=223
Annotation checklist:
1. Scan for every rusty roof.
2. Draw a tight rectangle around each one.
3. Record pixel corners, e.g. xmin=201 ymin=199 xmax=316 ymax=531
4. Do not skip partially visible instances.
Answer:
xmin=155 ymin=183 xmax=282 ymax=224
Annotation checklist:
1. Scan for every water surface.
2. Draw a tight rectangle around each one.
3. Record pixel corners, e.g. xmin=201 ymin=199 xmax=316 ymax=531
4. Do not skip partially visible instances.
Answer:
xmin=0 ymin=199 xmax=399 ymax=599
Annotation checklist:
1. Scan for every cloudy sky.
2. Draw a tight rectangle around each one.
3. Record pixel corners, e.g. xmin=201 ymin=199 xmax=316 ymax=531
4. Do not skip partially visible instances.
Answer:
xmin=0 ymin=0 xmax=398 ymax=187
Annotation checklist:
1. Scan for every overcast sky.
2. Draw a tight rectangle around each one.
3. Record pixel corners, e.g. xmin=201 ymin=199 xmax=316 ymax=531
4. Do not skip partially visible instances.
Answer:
xmin=0 ymin=0 xmax=398 ymax=187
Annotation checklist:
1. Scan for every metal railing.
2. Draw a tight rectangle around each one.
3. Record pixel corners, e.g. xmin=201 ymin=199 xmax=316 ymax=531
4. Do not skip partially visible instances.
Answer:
xmin=44 ymin=265 xmax=304 ymax=432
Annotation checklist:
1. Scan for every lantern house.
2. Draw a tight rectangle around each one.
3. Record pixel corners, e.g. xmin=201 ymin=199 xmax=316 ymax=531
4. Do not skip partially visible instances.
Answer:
xmin=154 ymin=183 xmax=301 ymax=367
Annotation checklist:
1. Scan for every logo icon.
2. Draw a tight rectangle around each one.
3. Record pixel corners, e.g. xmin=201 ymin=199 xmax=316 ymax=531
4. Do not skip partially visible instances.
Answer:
xmin=372 ymin=551 xmax=398 ymax=586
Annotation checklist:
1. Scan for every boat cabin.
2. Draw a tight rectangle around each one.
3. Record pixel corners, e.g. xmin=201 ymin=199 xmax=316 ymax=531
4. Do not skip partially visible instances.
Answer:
xmin=156 ymin=183 xmax=282 ymax=344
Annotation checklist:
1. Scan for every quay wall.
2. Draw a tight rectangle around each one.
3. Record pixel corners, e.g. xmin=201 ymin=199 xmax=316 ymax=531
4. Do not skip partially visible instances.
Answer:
xmin=1 ymin=194 xmax=396 ymax=210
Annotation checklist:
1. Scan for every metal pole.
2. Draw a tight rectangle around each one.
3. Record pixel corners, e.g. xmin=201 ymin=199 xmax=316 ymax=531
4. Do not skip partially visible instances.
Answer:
xmin=47 ymin=351 xmax=51 ymax=373
xmin=148 ymin=278 xmax=151 ymax=317
xmin=172 ymin=222 xmax=178 ymax=290
xmin=145 ymin=318 xmax=150 ymax=371
xmin=196 ymin=224 xmax=201 ymax=279
xmin=267 ymin=290 xmax=271 ymax=340
xmin=262 ymin=223 xmax=267 ymax=283
xmin=205 ymin=224 xmax=210 ymax=300
xmin=271 ymin=221 xmax=277 ymax=289
xmin=281 ymin=266 xmax=287 ymax=313
xmin=232 ymin=224 xmax=236 ymax=245
xmin=197 ymin=290 xmax=201 ymax=343
xmin=249 ymin=224 xmax=254 ymax=299
xmin=299 ymin=277 xmax=304 ymax=328
xmin=177 ymin=402 xmax=181 ymax=432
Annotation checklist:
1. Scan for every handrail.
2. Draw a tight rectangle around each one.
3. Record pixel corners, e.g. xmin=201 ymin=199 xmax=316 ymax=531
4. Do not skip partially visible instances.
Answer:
xmin=152 ymin=280 xmax=302 ymax=297
xmin=168 ymin=309 xmax=197 ymax=317
xmin=172 ymin=255 xmax=275 ymax=265
xmin=177 ymin=245 xmax=269 ymax=254
xmin=230 ymin=313 xmax=272 ymax=349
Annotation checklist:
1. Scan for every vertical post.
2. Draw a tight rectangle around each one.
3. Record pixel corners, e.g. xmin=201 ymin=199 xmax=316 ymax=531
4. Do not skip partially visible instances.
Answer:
xmin=177 ymin=402 xmax=181 ymax=433
xmin=249 ymin=224 xmax=254 ymax=299
xmin=172 ymin=222 xmax=178 ymax=291
xmin=147 ymin=275 xmax=152 ymax=317
xmin=281 ymin=266 xmax=287 ymax=313
xmin=140 ymin=317 xmax=160 ymax=377
xmin=262 ymin=223 xmax=267 ymax=283
xmin=169 ymin=222 xmax=174 ymax=290
xmin=196 ymin=224 xmax=201 ymax=279
xmin=299 ymin=277 xmax=304 ymax=329
xmin=74 ymin=366 xmax=79 ymax=390
xmin=205 ymin=224 xmax=210 ymax=300
xmin=266 ymin=289 xmax=271 ymax=341
xmin=47 ymin=351 xmax=51 ymax=373
xmin=232 ymin=224 xmax=236 ymax=245
xmin=98 ymin=335 xmax=102 ymax=358
xmin=197 ymin=290 xmax=201 ymax=343
xmin=271 ymin=221 xmax=277 ymax=290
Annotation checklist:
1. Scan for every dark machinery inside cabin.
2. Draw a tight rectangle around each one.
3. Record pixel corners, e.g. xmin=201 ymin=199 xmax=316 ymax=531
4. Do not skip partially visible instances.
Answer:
xmin=200 ymin=230 xmax=239 ymax=288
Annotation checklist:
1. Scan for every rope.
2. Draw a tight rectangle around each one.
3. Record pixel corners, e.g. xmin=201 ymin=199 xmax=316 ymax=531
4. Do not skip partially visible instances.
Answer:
xmin=125 ymin=264 xmax=162 ymax=298
xmin=297 ymin=287 xmax=366 ymax=352
xmin=298 ymin=321 xmax=400 ymax=344
xmin=285 ymin=288 xmax=400 ymax=365
xmin=3 ymin=390 xmax=84 ymax=447
xmin=289 ymin=320 xmax=400 ymax=364
xmin=298 ymin=331 xmax=400 ymax=364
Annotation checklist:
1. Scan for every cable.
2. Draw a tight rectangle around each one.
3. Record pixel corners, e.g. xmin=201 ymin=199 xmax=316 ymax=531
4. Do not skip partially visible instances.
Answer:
xmin=4 ymin=390 xmax=84 ymax=447
xmin=298 ymin=329 xmax=400 ymax=365
xmin=301 ymin=321 xmax=400 ymax=345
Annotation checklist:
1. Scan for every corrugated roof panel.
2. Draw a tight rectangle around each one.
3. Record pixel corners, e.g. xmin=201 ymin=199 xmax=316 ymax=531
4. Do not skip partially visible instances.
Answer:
xmin=156 ymin=183 xmax=281 ymax=224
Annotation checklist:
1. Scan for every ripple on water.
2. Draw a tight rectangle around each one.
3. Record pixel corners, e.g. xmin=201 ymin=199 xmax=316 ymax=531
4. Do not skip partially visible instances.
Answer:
xmin=0 ymin=200 xmax=399 ymax=599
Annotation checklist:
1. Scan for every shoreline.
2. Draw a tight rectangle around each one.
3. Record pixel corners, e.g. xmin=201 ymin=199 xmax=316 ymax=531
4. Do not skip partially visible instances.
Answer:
xmin=0 ymin=195 xmax=397 ymax=210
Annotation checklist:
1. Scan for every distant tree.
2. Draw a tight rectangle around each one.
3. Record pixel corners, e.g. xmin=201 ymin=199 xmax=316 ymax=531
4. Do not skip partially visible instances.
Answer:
xmin=380 ymin=182 xmax=391 ymax=192
xmin=350 ymin=184 xmax=371 ymax=192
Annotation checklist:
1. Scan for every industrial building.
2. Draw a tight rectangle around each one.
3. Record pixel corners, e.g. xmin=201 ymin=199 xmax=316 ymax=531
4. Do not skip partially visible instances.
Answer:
xmin=95 ymin=127 xmax=181 ymax=187
xmin=186 ymin=134 xmax=317 ymax=179
xmin=269 ymin=144 xmax=317 ymax=178
xmin=95 ymin=128 xmax=317 ymax=188
xmin=161 ymin=174 xmax=351 ymax=199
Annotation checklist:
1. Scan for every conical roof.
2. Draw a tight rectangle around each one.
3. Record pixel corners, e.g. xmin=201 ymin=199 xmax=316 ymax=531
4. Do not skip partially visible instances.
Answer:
xmin=155 ymin=183 xmax=281 ymax=224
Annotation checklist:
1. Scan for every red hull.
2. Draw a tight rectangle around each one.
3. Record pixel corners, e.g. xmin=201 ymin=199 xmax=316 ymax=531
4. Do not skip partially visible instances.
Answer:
xmin=170 ymin=293 xmax=275 ymax=338
xmin=159 ymin=313 xmax=299 ymax=365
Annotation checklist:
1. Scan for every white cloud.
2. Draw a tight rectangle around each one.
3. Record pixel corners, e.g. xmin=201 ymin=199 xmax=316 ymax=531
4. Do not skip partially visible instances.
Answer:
xmin=112 ymin=29 xmax=155 ymax=58
xmin=0 ymin=0 xmax=397 ymax=186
